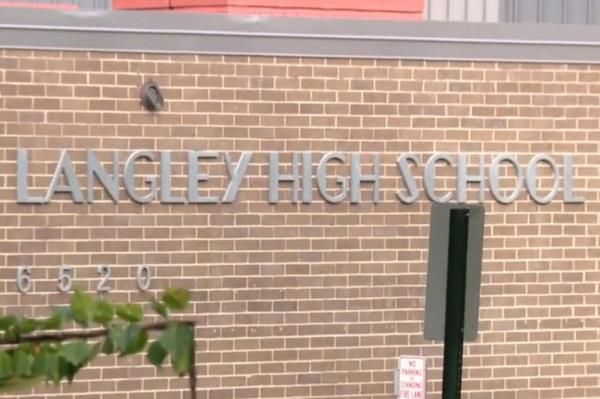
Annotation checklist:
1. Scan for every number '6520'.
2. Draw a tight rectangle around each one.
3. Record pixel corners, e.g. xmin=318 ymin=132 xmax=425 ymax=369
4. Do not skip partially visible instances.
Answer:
xmin=16 ymin=265 xmax=152 ymax=294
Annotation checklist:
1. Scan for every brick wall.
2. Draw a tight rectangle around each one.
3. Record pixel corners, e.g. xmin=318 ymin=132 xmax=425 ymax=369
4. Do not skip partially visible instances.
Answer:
xmin=0 ymin=49 xmax=598 ymax=399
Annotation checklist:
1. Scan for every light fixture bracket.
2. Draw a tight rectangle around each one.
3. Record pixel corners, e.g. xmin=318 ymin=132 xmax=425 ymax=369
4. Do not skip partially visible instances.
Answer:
xmin=139 ymin=80 xmax=164 ymax=112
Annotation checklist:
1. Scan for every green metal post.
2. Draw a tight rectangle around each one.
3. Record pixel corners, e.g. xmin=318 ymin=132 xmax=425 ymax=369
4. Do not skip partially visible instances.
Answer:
xmin=441 ymin=208 xmax=470 ymax=399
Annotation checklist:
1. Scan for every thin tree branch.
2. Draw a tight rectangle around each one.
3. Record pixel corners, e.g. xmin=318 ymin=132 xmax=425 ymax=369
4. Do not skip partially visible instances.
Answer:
xmin=189 ymin=330 xmax=197 ymax=399
xmin=0 ymin=320 xmax=195 ymax=346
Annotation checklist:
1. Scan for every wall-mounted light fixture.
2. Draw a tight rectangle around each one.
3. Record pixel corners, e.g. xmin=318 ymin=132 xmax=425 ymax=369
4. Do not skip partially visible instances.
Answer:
xmin=139 ymin=80 xmax=164 ymax=112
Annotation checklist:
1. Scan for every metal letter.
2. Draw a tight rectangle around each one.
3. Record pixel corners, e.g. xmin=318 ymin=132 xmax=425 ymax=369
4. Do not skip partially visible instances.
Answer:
xmin=160 ymin=151 xmax=185 ymax=204
xmin=87 ymin=150 xmax=119 ymax=203
xmin=350 ymin=153 xmax=380 ymax=203
xmin=457 ymin=154 xmax=486 ymax=203
xmin=223 ymin=152 xmax=253 ymax=203
xmin=302 ymin=152 xmax=312 ymax=204
xmin=124 ymin=150 xmax=157 ymax=204
xmin=489 ymin=154 xmax=523 ymax=204
xmin=396 ymin=153 xmax=420 ymax=204
xmin=563 ymin=155 xmax=584 ymax=203
xmin=187 ymin=151 xmax=219 ymax=204
xmin=526 ymin=154 xmax=560 ymax=205
xmin=17 ymin=149 xmax=44 ymax=204
xmin=46 ymin=149 xmax=84 ymax=203
xmin=316 ymin=152 xmax=348 ymax=203
xmin=268 ymin=152 xmax=299 ymax=204
xmin=424 ymin=153 xmax=453 ymax=203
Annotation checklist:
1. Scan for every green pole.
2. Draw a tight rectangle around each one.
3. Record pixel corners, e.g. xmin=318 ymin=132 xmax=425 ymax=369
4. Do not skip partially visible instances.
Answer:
xmin=441 ymin=208 xmax=470 ymax=399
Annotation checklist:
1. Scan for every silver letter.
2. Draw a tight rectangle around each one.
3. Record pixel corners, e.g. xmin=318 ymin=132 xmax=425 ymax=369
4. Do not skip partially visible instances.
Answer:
xmin=424 ymin=153 xmax=453 ymax=203
xmin=316 ymin=152 xmax=348 ymax=203
xmin=188 ymin=151 xmax=219 ymax=204
xmin=124 ymin=150 xmax=157 ymax=204
xmin=457 ymin=154 xmax=485 ymax=203
xmin=17 ymin=149 xmax=44 ymax=204
xmin=563 ymin=155 xmax=584 ymax=203
xmin=396 ymin=153 xmax=420 ymax=204
xmin=160 ymin=152 xmax=185 ymax=204
xmin=350 ymin=153 xmax=380 ymax=203
xmin=526 ymin=154 xmax=560 ymax=205
xmin=46 ymin=150 xmax=84 ymax=203
xmin=302 ymin=152 xmax=312 ymax=204
xmin=223 ymin=152 xmax=253 ymax=203
xmin=269 ymin=152 xmax=299 ymax=204
xmin=489 ymin=154 xmax=524 ymax=204
xmin=87 ymin=150 xmax=119 ymax=203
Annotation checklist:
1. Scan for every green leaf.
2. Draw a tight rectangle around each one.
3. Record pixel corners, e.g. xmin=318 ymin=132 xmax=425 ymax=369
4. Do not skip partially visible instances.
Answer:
xmin=19 ymin=318 xmax=39 ymax=335
xmin=0 ymin=352 xmax=13 ymax=380
xmin=60 ymin=341 xmax=93 ymax=367
xmin=13 ymin=350 xmax=33 ymax=378
xmin=107 ymin=326 xmax=126 ymax=353
xmin=58 ymin=356 xmax=78 ymax=384
xmin=43 ymin=314 xmax=62 ymax=330
xmin=116 ymin=304 xmax=143 ymax=323
xmin=0 ymin=316 xmax=19 ymax=341
xmin=0 ymin=316 xmax=17 ymax=332
xmin=94 ymin=301 xmax=114 ymax=326
xmin=44 ymin=352 xmax=60 ymax=384
xmin=31 ymin=350 xmax=45 ymax=378
xmin=147 ymin=341 xmax=167 ymax=368
xmin=162 ymin=288 xmax=191 ymax=311
xmin=58 ymin=343 xmax=98 ymax=384
xmin=101 ymin=336 xmax=115 ymax=355
xmin=151 ymin=298 xmax=169 ymax=319
xmin=15 ymin=343 xmax=33 ymax=356
xmin=51 ymin=306 xmax=73 ymax=323
xmin=120 ymin=324 xmax=148 ymax=356
xmin=159 ymin=324 xmax=193 ymax=376
xmin=4 ymin=329 xmax=18 ymax=341
xmin=32 ymin=346 xmax=60 ymax=384
xmin=70 ymin=290 xmax=96 ymax=327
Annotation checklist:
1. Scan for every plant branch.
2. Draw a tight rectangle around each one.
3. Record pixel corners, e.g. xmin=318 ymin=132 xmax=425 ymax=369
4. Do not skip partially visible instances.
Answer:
xmin=189 ymin=331 xmax=197 ymax=399
xmin=0 ymin=320 xmax=197 ymax=398
xmin=0 ymin=320 xmax=196 ymax=346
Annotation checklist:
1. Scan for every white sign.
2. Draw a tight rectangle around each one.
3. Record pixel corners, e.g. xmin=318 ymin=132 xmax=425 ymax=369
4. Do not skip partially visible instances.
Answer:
xmin=395 ymin=356 xmax=426 ymax=399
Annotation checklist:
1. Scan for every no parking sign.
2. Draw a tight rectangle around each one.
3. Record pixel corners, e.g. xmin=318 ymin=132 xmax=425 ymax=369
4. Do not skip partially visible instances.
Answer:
xmin=394 ymin=356 xmax=426 ymax=399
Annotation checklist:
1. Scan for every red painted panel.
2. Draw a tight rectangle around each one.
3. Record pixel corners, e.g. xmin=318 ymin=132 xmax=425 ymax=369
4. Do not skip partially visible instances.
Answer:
xmin=168 ymin=0 xmax=226 ymax=6
xmin=113 ymin=0 xmax=424 ymax=20
xmin=113 ymin=0 xmax=169 ymax=10
xmin=169 ymin=0 xmax=423 ymax=12
xmin=240 ymin=0 xmax=423 ymax=12
xmin=172 ymin=6 xmax=422 ymax=20
xmin=0 ymin=1 xmax=77 ymax=9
